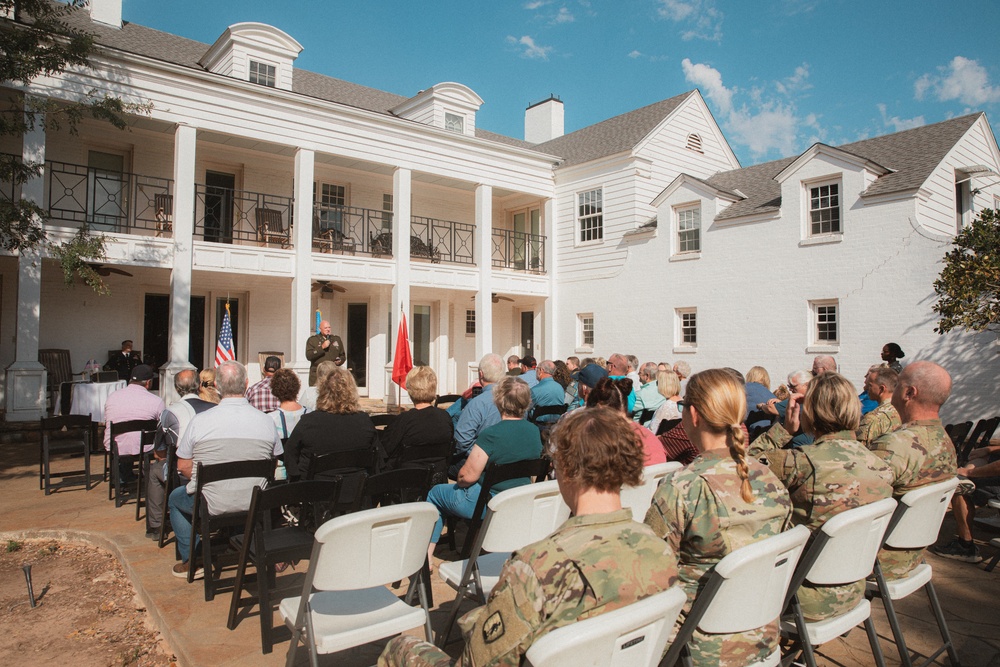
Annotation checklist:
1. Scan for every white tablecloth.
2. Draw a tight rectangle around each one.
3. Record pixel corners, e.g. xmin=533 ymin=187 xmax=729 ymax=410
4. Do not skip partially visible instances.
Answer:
xmin=65 ymin=380 xmax=126 ymax=422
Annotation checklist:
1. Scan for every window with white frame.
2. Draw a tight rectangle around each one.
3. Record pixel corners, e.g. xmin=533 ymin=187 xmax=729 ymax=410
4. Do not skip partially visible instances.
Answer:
xmin=381 ymin=193 xmax=393 ymax=230
xmin=445 ymin=112 xmax=464 ymax=133
xmin=248 ymin=60 xmax=276 ymax=87
xmin=676 ymin=308 xmax=697 ymax=347
xmin=808 ymin=181 xmax=841 ymax=235
xmin=315 ymin=182 xmax=346 ymax=234
xmin=465 ymin=309 xmax=476 ymax=336
xmin=675 ymin=204 xmax=701 ymax=254
xmin=578 ymin=313 xmax=594 ymax=348
xmin=577 ymin=189 xmax=603 ymax=243
xmin=811 ymin=300 xmax=839 ymax=344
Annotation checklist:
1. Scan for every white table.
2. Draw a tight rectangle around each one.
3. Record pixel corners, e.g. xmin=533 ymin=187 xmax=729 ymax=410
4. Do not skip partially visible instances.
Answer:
xmin=64 ymin=380 xmax=126 ymax=422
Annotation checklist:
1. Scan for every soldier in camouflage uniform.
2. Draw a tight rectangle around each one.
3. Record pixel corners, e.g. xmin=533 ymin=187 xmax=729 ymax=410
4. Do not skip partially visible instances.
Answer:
xmin=748 ymin=373 xmax=894 ymax=621
xmin=856 ymin=365 xmax=902 ymax=445
xmin=868 ymin=361 xmax=956 ymax=579
xmin=645 ymin=369 xmax=792 ymax=667
xmin=379 ymin=407 xmax=678 ymax=667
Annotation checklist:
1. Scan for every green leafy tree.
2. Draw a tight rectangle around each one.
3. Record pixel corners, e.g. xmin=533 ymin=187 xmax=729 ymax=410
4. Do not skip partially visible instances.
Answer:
xmin=1 ymin=0 xmax=150 ymax=293
xmin=933 ymin=208 xmax=1000 ymax=334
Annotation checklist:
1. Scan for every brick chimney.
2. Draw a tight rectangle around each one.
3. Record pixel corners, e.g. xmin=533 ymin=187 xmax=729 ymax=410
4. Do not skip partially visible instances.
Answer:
xmin=525 ymin=95 xmax=564 ymax=144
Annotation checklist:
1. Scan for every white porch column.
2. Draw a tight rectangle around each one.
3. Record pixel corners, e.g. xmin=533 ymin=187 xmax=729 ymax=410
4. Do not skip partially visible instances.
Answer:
xmin=369 ymin=286 xmax=388 ymax=401
xmin=5 ymin=104 xmax=47 ymax=421
xmin=388 ymin=168 xmax=412 ymax=404
xmin=473 ymin=184 xmax=493 ymax=360
xmin=289 ymin=148 xmax=315 ymax=387
xmin=542 ymin=196 xmax=557 ymax=357
xmin=161 ymin=123 xmax=197 ymax=403
xmin=436 ymin=299 xmax=451 ymax=393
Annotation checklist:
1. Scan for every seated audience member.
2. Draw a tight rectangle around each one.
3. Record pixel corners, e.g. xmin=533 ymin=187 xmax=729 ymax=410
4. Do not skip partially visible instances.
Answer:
xmin=565 ymin=355 xmax=580 ymax=373
xmin=632 ymin=362 xmax=666 ymax=427
xmin=104 ymin=364 xmax=165 ymax=485
xmin=198 ymin=369 xmax=220 ymax=404
xmin=269 ymin=368 xmax=307 ymax=441
xmin=168 ymin=361 xmax=281 ymax=577
xmin=606 ymin=353 xmax=637 ymax=413
xmin=673 ymin=360 xmax=691 ymax=395
xmin=104 ymin=339 xmax=141 ymax=380
xmin=283 ymin=368 xmax=380 ymax=501
xmin=855 ymin=365 xmax=901 ymax=445
xmin=528 ymin=360 xmax=565 ymax=424
xmin=755 ymin=370 xmax=814 ymax=449
xmin=381 ymin=365 xmax=453 ymax=476
xmin=570 ymin=363 xmax=608 ymax=410
xmin=881 ymin=342 xmax=905 ymax=374
xmin=744 ymin=366 xmax=777 ymax=440
xmin=625 ymin=354 xmax=641 ymax=389
xmin=245 ymin=355 xmax=281 ymax=412
xmin=518 ymin=355 xmax=539 ymax=387
xmin=749 ymin=373 xmax=893 ymax=621
xmin=552 ymin=360 xmax=576 ymax=406
xmin=424 ymin=377 xmax=541 ymax=564
xmin=147 ymin=369 xmax=215 ymax=538
xmin=870 ymin=361 xmax=956 ymax=575
xmin=379 ymin=407 xmax=678 ymax=667
xmin=645 ymin=369 xmax=792 ymax=667
xmin=932 ymin=444 xmax=1000 ymax=563
xmin=587 ymin=377 xmax=665 ymax=466
xmin=298 ymin=360 xmax=336 ymax=411
xmin=450 ymin=354 xmax=505 ymax=476
xmin=506 ymin=354 xmax=522 ymax=376
xmin=649 ymin=369 xmax=683 ymax=435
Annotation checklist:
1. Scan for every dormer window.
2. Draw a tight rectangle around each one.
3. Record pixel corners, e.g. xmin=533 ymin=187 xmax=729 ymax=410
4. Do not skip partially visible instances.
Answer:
xmin=809 ymin=182 xmax=841 ymax=235
xmin=249 ymin=60 xmax=276 ymax=87
xmin=445 ymin=113 xmax=464 ymax=133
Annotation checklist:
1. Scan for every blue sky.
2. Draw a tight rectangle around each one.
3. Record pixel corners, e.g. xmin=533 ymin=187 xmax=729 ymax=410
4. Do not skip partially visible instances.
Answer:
xmin=121 ymin=0 xmax=1000 ymax=166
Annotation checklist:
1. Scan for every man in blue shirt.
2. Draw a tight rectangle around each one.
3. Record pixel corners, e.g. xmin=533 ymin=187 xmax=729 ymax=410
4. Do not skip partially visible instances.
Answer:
xmin=529 ymin=360 xmax=565 ymax=423
xmin=518 ymin=355 xmax=538 ymax=388
xmin=450 ymin=353 xmax=506 ymax=477
xmin=632 ymin=362 xmax=665 ymax=427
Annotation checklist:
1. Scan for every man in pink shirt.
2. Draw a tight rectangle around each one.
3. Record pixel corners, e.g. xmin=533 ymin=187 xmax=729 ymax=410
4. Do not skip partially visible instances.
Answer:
xmin=104 ymin=364 xmax=165 ymax=483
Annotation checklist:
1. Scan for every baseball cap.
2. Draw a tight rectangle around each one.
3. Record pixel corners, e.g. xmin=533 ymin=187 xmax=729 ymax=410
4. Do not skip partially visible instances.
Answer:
xmin=264 ymin=356 xmax=282 ymax=372
xmin=518 ymin=355 xmax=536 ymax=367
xmin=130 ymin=364 xmax=154 ymax=382
xmin=577 ymin=364 xmax=609 ymax=389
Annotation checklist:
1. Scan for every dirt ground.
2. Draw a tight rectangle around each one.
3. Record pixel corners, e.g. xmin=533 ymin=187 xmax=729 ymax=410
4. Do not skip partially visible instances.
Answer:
xmin=0 ymin=539 xmax=175 ymax=666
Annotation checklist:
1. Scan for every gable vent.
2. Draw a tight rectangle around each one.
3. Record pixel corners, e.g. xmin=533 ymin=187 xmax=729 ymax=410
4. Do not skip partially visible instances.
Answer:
xmin=685 ymin=133 xmax=704 ymax=153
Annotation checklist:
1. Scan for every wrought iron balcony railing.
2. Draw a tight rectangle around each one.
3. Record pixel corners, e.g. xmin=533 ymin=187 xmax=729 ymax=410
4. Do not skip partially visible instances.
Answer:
xmin=194 ymin=184 xmax=292 ymax=248
xmin=492 ymin=228 xmax=545 ymax=273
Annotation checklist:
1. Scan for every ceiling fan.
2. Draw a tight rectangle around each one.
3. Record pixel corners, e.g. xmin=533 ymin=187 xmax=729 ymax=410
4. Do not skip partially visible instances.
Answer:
xmin=311 ymin=280 xmax=347 ymax=295
xmin=87 ymin=263 xmax=133 ymax=277
xmin=470 ymin=293 xmax=515 ymax=304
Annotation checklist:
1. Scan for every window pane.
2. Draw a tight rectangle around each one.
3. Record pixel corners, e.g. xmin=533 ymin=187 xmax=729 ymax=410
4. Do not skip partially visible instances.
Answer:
xmin=809 ymin=183 xmax=840 ymax=235
xmin=677 ymin=207 xmax=700 ymax=253
xmin=816 ymin=304 xmax=838 ymax=341
xmin=578 ymin=189 xmax=603 ymax=242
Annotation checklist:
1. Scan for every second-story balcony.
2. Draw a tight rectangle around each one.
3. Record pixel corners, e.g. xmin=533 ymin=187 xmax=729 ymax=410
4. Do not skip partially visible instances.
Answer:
xmin=194 ymin=184 xmax=293 ymax=248
xmin=492 ymin=228 xmax=545 ymax=273
xmin=44 ymin=159 xmax=174 ymax=237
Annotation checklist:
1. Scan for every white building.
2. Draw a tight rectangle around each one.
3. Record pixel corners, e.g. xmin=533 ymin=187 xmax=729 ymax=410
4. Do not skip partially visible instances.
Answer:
xmin=3 ymin=2 xmax=999 ymax=422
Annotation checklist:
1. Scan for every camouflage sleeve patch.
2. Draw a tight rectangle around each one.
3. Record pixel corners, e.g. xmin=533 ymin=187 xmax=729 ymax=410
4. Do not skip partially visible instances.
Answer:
xmin=461 ymin=559 xmax=542 ymax=667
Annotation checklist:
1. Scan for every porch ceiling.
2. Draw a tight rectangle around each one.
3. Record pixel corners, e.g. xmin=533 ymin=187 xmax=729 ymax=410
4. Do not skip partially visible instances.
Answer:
xmin=198 ymin=130 xmax=297 ymax=157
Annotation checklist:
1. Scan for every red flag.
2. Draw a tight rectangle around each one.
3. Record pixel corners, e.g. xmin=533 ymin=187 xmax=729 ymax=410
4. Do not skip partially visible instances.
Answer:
xmin=392 ymin=312 xmax=414 ymax=389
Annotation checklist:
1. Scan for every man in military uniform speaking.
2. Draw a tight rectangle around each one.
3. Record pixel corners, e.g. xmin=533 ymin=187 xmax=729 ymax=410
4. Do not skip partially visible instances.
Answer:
xmin=305 ymin=320 xmax=345 ymax=386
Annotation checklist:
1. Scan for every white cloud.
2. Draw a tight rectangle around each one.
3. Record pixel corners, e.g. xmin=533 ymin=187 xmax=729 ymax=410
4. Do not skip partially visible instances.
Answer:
xmin=657 ymin=0 xmax=723 ymax=42
xmin=681 ymin=58 xmax=733 ymax=115
xmin=629 ymin=50 xmax=642 ymax=59
xmin=553 ymin=6 xmax=574 ymax=22
xmin=877 ymin=103 xmax=925 ymax=132
xmin=506 ymin=35 xmax=554 ymax=60
xmin=681 ymin=58 xmax=820 ymax=158
xmin=915 ymin=56 xmax=1000 ymax=106
xmin=523 ymin=0 xmax=550 ymax=9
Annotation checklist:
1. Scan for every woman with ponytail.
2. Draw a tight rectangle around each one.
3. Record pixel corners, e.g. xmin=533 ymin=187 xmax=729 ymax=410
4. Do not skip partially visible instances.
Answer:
xmin=644 ymin=368 xmax=792 ymax=667
xmin=748 ymin=371 xmax=893 ymax=622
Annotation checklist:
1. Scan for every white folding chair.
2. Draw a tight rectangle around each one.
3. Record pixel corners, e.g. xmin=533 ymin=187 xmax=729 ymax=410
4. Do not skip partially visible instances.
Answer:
xmin=437 ymin=479 xmax=571 ymax=646
xmin=280 ymin=502 xmax=438 ymax=667
xmin=620 ymin=461 xmax=683 ymax=520
xmin=781 ymin=497 xmax=898 ymax=667
xmin=867 ymin=478 xmax=961 ymax=667
xmin=525 ymin=586 xmax=687 ymax=667
xmin=662 ymin=524 xmax=811 ymax=667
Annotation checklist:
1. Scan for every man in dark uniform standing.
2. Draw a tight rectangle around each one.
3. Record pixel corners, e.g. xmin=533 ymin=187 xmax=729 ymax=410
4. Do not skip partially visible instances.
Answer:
xmin=305 ymin=320 xmax=345 ymax=386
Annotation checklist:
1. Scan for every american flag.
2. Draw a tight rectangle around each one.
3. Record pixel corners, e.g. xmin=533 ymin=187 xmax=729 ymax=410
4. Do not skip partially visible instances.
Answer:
xmin=215 ymin=303 xmax=236 ymax=367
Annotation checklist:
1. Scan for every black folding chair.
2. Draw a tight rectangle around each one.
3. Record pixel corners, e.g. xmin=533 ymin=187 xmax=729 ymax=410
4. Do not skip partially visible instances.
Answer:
xmin=635 ymin=408 xmax=656 ymax=425
xmin=39 ymin=415 xmax=93 ymax=495
xmin=433 ymin=394 xmax=462 ymax=409
xmin=134 ymin=428 xmax=156 ymax=522
xmin=106 ymin=418 xmax=158 ymax=507
xmin=157 ymin=445 xmax=180 ymax=548
xmin=529 ymin=403 xmax=568 ymax=425
xmin=227 ymin=479 xmax=342 ymax=654
xmin=958 ymin=416 xmax=999 ymax=465
xmin=304 ymin=445 xmax=379 ymax=515
xmin=370 ymin=413 xmax=398 ymax=431
xmin=395 ymin=439 xmax=453 ymax=487
xmin=656 ymin=417 xmax=683 ymax=436
xmin=189 ymin=458 xmax=276 ymax=601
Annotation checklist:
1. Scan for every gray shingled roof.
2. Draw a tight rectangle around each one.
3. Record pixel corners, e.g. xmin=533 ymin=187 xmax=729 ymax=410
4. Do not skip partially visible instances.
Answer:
xmin=531 ymin=92 xmax=695 ymax=167
xmin=54 ymin=8 xmax=699 ymax=163
xmin=706 ymin=114 xmax=982 ymax=221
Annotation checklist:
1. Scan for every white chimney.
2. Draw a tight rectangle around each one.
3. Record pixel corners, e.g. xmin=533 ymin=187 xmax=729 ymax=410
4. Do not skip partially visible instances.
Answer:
xmin=525 ymin=95 xmax=564 ymax=144
xmin=89 ymin=0 xmax=122 ymax=29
